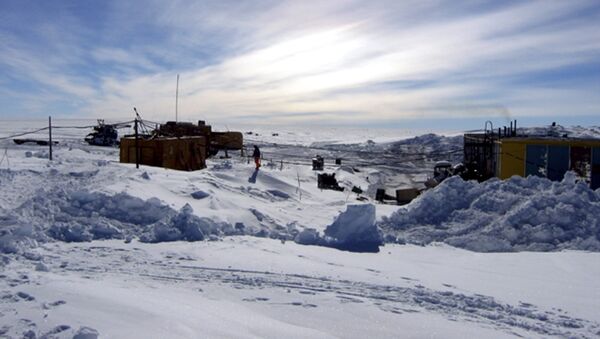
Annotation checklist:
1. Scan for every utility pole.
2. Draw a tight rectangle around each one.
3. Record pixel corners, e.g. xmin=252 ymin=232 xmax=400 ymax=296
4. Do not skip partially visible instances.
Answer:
xmin=48 ymin=116 xmax=53 ymax=161
xmin=175 ymin=74 xmax=179 ymax=122
xmin=134 ymin=116 xmax=139 ymax=169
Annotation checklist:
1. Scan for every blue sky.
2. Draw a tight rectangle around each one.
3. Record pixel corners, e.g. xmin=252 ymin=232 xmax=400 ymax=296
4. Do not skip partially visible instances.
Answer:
xmin=0 ymin=0 xmax=599 ymax=129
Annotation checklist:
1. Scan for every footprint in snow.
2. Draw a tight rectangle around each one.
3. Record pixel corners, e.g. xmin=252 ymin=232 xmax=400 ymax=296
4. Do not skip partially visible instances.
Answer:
xmin=401 ymin=276 xmax=417 ymax=281
xmin=261 ymin=249 xmax=279 ymax=254
xmin=337 ymin=296 xmax=364 ymax=304
xmin=178 ymin=256 xmax=195 ymax=261
xmin=0 ymin=291 xmax=20 ymax=302
xmin=289 ymin=302 xmax=317 ymax=308
xmin=298 ymin=290 xmax=316 ymax=295
xmin=41 ymin=325 xmax=70 ymax=337
xmin=242 ymin=297 xmax=270 ymax=302
xmin=42 ymin=300 xmax=66 ymax=310
xmin=18 ymin=319 xmax=34 ymax=327
xmin=16 ymin=292 xmax=35 ymax=301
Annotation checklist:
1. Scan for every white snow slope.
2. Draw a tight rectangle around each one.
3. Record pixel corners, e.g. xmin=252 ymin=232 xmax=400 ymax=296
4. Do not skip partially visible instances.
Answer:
xmin=1 ymin=121 xmax=599 ymax=338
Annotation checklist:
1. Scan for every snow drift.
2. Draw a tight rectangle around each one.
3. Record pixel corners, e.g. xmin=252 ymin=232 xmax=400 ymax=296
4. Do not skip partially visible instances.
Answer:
xmin=0 ymin=188 xmax=232 ymax=254
xmin=324 ymin=204 xmax=382 ymax=252
xmin=295 ymin=204 xmax=383 ymax=252
xmin=380 ymin=172 xmax=600 ymax=252
xmin=1 ymin=187 xmax=383 ymax=255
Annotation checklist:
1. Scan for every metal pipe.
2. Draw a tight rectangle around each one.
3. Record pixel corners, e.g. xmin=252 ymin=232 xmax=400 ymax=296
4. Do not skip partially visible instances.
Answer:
xmin=485 ymin=120 xmax=493 ymax=135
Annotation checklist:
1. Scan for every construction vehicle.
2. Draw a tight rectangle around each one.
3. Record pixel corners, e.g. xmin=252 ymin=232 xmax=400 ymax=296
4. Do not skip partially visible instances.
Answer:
xmin=85 ymin=120 xmax=129 ymax=146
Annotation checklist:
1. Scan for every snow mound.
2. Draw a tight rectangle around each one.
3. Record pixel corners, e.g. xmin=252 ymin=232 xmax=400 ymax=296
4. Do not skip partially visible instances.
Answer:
xmin=392 ymin=133 xmax=462 ymax=148
xmin=387 ymin=133 xmax=463 ymax=163
xmin=324 ymin=204 xmax=382 ymax=252
xmin=0 ymin=189 xmax=232 ymax=254
xmin=294 ymin=204 xmax=383 ymax=252
xmin=519 ymin=124 xmax=600 ymax=139
xmin=73 ymin=327 xmax=99 ymax=339
xmin=191 ymin=190 xmax=210 ymax=199
xmin=380 ymin=172 xmax=600 ymax=252
xmin=294 ymin=228 xmax=321 ymax=245
xmin=142 ymin=203 xmax=229 ymax=243
xmin=211 ymin=160 xmax=233 ymax=170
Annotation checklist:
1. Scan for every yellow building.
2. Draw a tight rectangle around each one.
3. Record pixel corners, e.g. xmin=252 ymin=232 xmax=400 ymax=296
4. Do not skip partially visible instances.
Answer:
xmin=494 ymin=137 xmax=600 ymax=189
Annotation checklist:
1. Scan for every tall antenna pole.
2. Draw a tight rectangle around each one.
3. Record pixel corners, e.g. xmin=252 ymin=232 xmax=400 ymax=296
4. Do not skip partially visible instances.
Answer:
xmin=175 ymin=74 xmax=179 ymax=122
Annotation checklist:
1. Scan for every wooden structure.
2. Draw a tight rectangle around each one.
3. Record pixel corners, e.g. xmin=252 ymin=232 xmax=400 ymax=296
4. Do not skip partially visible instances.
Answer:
xmin=120 ymin=136 xmax=206 ymax=171
xmin=158 ymin=121 xmax=242 ymax=156
xmin=395 ymin=188 xmax=420 ymax=205
xmin=212 ymin=131 xmax=243 ymax=151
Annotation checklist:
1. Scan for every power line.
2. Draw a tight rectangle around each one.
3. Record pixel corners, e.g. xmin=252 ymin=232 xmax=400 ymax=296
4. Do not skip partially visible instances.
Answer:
xmin=0 ymin=127 xmax=50 ymax=140
xmin=0 ymin=148 xmax=8 ymax=168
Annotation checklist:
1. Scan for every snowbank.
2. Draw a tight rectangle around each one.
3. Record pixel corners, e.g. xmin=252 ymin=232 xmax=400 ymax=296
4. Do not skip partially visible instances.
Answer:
xmin=1 ymin=188 xmax=383 ymax=255
xmin=295 ymin=204 xmax=383 ymax=252
xmin=324 ymin=204 xmax=382 ymax=252
xmin=391 ymin=133 xmax=462 ymax=148
xmin=380 ymin=172 xmax=600 ymax=252
xmin=0 ymin=188 xmax=233 ymax=254
xmin=519 ymin=124 xmax=600 ymax=139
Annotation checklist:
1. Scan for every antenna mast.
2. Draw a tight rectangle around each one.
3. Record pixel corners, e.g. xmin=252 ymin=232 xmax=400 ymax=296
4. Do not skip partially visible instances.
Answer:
xmin=175 ymin=74 xmax=179 ymax=122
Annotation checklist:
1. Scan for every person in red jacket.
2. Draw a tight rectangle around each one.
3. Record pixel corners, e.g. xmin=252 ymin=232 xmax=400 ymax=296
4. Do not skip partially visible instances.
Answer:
xmin=252 ymin=145 xmax=261 ymax=170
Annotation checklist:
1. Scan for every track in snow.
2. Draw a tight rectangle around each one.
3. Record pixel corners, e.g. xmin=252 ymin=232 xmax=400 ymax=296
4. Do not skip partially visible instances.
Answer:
xmin=2 ymin=243 xmax=596 ymax=339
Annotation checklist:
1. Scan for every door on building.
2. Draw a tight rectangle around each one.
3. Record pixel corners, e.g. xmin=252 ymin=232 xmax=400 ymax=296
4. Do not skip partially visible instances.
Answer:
xmin=592 ymin=147 xmax=600 ymax=190
xmin=547 ymin=145 xmax=569 ymax=181
xmin=526 ymin=145 xmax=547 ymax=177
xmin=570 ymin=146 xmax=591 ymax=184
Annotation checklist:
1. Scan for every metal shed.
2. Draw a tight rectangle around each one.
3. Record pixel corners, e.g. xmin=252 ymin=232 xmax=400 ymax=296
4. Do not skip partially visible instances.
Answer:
xmin=495 ymin=137 xmax=600 ymax=189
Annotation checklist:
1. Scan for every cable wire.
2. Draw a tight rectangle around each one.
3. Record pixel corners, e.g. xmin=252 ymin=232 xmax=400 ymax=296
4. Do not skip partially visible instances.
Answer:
xmin=0 ymin=127 xmax=49 ymax=140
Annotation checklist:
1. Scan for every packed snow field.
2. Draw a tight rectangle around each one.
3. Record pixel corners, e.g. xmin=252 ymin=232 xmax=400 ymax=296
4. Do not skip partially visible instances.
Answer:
xmin=1 ymin=120 xmax=599 ymax=338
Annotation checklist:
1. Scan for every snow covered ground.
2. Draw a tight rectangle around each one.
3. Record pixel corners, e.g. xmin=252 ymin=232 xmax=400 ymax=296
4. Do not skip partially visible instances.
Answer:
xmin=1 ymin=120 xmax=599 ymax=338
xmin=3 ymin=239 xmax=599 ymax=338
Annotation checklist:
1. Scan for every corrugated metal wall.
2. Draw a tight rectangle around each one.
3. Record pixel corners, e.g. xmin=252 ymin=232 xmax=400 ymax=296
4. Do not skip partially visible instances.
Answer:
xmin=498 ymin=142 xmax=525 ymax=179
xmin=498 ymin=139 xmax=600 ymax=188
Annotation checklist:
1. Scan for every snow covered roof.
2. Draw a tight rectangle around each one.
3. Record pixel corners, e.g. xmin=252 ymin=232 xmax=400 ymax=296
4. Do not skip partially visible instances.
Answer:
xmin=497 ymin=136 xmax=600 ymax=146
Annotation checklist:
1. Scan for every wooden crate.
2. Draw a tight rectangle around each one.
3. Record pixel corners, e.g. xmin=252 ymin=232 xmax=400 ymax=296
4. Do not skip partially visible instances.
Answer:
xmin=396 ymin=188 xmax=420 ymax=205
xmin=159 ymin=121 xmax=212 ymax=138
xmin=212 ymin=131 xmax=243 ymax=150
xmin=120 ymin=137 xmax=206 ymax=171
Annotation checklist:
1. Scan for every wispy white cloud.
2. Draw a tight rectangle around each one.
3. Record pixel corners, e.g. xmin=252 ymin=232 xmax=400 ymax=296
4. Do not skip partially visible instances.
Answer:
xmin=0 ymin=0 xmax=599 ymax=125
